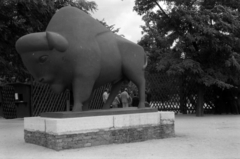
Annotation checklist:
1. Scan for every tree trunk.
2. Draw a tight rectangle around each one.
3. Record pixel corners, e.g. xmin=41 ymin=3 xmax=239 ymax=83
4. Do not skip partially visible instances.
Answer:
xmin=237 ymin=93 xmax=240 ymax=114
xmin=196 ymin=85 xmax=204 ymax=117
xmin=179 ymin=75 xmax=187 ymax=114
xmin=180 ymin=89 xmax=187 ymax=114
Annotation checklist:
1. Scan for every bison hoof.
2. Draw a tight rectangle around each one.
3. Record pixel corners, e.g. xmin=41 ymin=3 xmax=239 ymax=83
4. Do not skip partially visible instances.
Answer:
xmin=72 ymin=105 xmax=83 ymax=112
xmin=138 ymin=102 xmax=145 ymax=109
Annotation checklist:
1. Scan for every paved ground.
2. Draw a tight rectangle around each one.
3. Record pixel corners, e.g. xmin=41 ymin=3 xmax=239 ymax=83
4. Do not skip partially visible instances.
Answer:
xmin=0 ymin=114 xmax=240 ymax=159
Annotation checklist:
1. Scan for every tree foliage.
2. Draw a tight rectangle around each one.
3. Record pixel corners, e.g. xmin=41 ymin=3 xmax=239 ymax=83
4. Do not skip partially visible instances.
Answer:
xmin=134 ymin=0 xmax=240 ymax=89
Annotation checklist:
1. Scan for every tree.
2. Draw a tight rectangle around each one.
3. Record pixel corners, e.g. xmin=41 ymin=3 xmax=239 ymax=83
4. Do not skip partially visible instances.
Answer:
xmin=0 ymin=0 xmax=122 ymax=84
xmin=134 ymin=0 xmax=240 ymax=116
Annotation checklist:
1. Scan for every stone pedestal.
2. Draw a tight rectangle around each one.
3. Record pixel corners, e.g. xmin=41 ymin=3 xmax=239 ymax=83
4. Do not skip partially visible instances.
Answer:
xmin=24 ymin=108 xmax=175 ymax=151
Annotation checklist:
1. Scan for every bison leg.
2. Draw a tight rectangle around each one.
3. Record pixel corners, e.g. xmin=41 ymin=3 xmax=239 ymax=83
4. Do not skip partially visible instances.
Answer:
xmin=136 ymin=77 xmax=146 ymax=108
xmin=116 ymin=39 xmax=146 ymax=108
xmin=82 ymin=91 xmax=94 ymax=111
xmin=72 ymin=79 xmax=94 ymax=112
xmin=102 ymin=80 xmax=123 ymax=109
xmin=123 ymin=71 xmax=146 ymax=109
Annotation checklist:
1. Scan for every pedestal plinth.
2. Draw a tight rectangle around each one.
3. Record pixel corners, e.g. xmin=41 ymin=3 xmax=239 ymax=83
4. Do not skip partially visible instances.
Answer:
xmin=24 ymin=108 xmax=175 ymax=151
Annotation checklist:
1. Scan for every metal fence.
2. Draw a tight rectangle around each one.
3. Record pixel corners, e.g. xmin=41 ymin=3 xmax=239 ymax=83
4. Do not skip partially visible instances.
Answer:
xmin=0 ymin=85 xmax=17 ymax=119
xmin=89 ymin=83 xmax=111 ymax=110
xmin=2 ymin=72 xmax=234 ymax=118
xmin=146 ymin=72 xmax=215 ymax=114
xmin=31 ymin=82 xmax=70 ymax=116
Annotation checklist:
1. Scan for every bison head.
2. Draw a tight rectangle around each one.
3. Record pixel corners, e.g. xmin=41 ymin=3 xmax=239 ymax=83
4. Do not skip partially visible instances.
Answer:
xmin=16 ymin=32 xmax=72 ymax=93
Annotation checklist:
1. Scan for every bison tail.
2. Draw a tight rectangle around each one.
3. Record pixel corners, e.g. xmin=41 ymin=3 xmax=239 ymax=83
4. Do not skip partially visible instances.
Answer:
xmin=142 ymin=54 xmax=148 ymax=70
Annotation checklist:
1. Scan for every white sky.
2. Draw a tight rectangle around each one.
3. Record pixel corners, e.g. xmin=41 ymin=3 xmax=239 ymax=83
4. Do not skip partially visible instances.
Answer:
xmin=91 ymin=0 xmax=145 ymax=43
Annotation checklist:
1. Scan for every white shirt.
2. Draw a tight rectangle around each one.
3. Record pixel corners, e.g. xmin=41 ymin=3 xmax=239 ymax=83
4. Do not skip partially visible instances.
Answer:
xmin=103 ymin=92 xmax=109 ymax=103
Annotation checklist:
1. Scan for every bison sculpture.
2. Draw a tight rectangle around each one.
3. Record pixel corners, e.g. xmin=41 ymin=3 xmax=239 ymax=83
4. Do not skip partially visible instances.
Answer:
xmin=15 ymin=7 xmax=147 ymax=111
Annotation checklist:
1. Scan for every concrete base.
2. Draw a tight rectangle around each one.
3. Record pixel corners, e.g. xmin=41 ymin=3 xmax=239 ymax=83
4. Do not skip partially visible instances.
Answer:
xmin=24 ymin=110 xmax=175 ymax=151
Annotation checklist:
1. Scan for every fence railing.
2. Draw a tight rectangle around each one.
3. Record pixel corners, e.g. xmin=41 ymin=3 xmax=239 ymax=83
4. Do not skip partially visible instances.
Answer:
xmin=4 ymin=71 xmax=236 ymax=118
xmin=31 ymin=82 xmax=70 ymax=116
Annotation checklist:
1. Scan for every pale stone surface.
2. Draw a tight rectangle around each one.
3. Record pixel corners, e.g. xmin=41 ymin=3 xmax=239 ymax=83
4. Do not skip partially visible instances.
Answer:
xmin=45 ymin=116 xmax=114 ymax=135
xmin=113 ymin=112 xmax=161 ymax=128
xmin=159 ymin=111 xmax=175 ymax=121
xmin=159 ymin=111 xmax=175 ymax=125
xmin=24 ymin=117 xmax=45 ymax=132
xmin=113 ymin=114 xmax=130 ymax=128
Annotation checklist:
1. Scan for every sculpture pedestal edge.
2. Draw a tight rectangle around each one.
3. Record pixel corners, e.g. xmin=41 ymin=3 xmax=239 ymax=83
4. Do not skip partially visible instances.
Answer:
xmin=24 ymin=111 xmax=175 ymax=151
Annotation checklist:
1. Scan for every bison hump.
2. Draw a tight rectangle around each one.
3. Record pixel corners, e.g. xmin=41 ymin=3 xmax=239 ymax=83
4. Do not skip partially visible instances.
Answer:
xmin=46 ymin=6 xmax=109 ymax=39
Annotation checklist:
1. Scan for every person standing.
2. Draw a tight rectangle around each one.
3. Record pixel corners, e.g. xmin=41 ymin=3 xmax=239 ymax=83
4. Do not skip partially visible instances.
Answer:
xmin=132 ymin=92 xmax=139 ymax=107
xmin=146 ymin=89 xmax=152 ymax=104
xmin=128 ymin=90 xmax=134 ymax=107
xmin=120 ymin=88 xmax=130 ymax=108
xmin=117 ymin=90 xmax=122 ymax=108
xmin=102 ymin=88 xmax=109 ymax=104
xmin=112 ymin=96 xmax=120 ymax=108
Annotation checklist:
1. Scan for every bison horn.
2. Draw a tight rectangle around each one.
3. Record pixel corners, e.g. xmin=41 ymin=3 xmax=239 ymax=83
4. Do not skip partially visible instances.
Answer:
xmin=16 ymin=32 xmax=51 ymax=54
xmin=15 ymin=32 xmax=68 ymax=54
xmin=46 ymin=31 xmax=68 ymax=52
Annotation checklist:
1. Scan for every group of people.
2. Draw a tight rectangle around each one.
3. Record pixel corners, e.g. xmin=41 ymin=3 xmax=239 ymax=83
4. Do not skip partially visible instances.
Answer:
xmin=103 ymin=88 xmax=151 ymax=108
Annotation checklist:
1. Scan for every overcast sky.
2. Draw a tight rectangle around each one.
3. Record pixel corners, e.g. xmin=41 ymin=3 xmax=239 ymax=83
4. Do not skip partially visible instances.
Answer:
xmin=91 ymin=0 xmax=145 ymax=43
